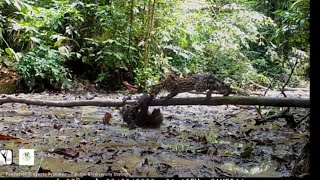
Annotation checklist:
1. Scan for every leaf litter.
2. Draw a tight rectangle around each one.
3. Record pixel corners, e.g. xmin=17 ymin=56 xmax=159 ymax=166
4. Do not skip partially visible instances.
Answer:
xmin=0 ymin=90 xmax=309 ymax=177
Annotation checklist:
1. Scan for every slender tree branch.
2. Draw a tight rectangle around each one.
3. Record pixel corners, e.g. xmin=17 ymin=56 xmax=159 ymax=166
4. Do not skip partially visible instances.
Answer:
xmin=255 ymin=78 xmax=274 ymax=119
xmin=281 ymin=57 xmax=299 ymax=97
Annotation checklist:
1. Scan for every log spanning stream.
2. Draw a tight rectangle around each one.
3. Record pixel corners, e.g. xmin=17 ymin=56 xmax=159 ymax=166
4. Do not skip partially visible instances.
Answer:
xmin=0 ymin=95 xmax=310 ymax=108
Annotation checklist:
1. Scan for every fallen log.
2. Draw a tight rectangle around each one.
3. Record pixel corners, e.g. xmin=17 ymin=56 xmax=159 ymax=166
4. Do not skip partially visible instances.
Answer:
xmin=0 ymin=95 xmax=310 ymax=108
xmin=150 ymin=96 xmax=309 ymax=108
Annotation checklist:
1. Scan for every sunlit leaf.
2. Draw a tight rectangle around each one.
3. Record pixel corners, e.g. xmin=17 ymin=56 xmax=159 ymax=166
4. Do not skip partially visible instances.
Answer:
xmin=58 ymin=46 xmax=70 ymax=56
xmin=5 ymin=48 xmax=16 ymax=60
xmin=30 ymin=37 xmax=41 ymax=44
xmin=13 ymin=0 xmax=21 ymax=11
xmin=114 ymin=52 xmax=123 ymax=60
xmin=54 ymin=38 xmax=65 ymax=47
xmin=5 ymin=0 xmax=11 ymax=5
xmin=76 ymin=53 xmax=82 ymax=59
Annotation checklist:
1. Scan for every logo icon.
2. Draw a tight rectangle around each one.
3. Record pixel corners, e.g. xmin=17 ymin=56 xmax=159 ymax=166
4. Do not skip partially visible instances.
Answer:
xmin=19 ymin=149 xmax=34 ymax=165
xmin=0 ymin=150 xmax=13 ymax=165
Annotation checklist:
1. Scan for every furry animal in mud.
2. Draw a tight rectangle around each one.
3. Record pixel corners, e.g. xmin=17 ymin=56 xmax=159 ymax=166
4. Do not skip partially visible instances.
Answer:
xmin=120 ymin=94 xmax=163 ymax=129
xmin=120 ymin=73 xmax=241 ymax=129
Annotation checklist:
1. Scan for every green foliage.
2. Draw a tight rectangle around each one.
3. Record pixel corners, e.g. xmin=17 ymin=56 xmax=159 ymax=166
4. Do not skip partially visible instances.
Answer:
xmin=250 ymin=0 xmax=310 ymax=85
xmin=272 ymin=0 xmax=309 ymax=51
xmin=14 ymin=45 xmax=70 ymax=90
xmin=153 ymin=0 xmax=280 ymax=86
xmin=0 ymin=0 xmax=310 ymax=91
xmin=82 ymin=38 xmax=138 ymax=89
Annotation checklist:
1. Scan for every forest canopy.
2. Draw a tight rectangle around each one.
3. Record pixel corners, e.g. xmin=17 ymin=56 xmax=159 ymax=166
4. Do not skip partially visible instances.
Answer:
xmin=0 ymin=0 xmax=310 ymax=92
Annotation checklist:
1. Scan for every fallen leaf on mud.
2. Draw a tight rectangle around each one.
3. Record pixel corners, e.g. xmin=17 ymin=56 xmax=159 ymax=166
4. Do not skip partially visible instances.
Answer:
xmin=0 ymin=134 xmax=18 ymax=140
xmin=271 ymin=154 xmax=289 ymax=163
xmin=85 ymin=92 xmax=94 ymax=100
xmin=38 ymin=167 xmax=52 ymax=173
xmin=161 ymin=127 xmax=178 ymax=136
xmin=208 ymin=146 xmax=218 ymax=156
xmin=51 ymin=148 xmax=80 ymax=158
xmin=74 ymin=119 xmax=80 ymax=124
xmin=75 ymin=132 xmax=84 ymax=137
xmin=19 ymin=107 xmax=29 ymax=112
xmin=195 ymin=146 xmax=209 ymax=154
xmin=217 ymin=149 xmax=232 ymax=156
xmin=14 ymin=139 xmax=30 ymax=144
xmin=128 ymin=133 xmax=141 ymax=140
xmin=132 ymin=158 xmax=148 ymax=175
xmin=157 ymin=163 xmax=172 ymax=174
xmin=190 ymin=165 xmax=215 ymax=177
xmin=103 ymin=112 xmax=112 ymax=125
xmin=214 ymin=167 xmax=233 ymax=178
xmin=53 ymin=123 xmax=63 ymax=130
xmin=21 ymin=129 xmax=34 ymax=135
xmin=217 ymin=134 xmax=238 ymax=141
xmin=137 ymin=157 xmax=148 ymax=167
xmin=56 ymin=136 xmax=68 ymax=141
xmin=120 ymin=167 xmax=132 ymax=177
xmin=244 ymin=129 xmax=254 ymax=136
xmin=74 ymin=112 xmax=82 ymax=123
xmin=94 ymin=130 xmax=104 ymax=135
xmin=187 ymin=135 xmax=208 ymax=143
xmin=48 ymin=114 xmax=58 ymax=120
xmin=252 ymin=139 xmax=273 ymax=146
xmin=26 ymin=128 xmax=34 ymax=133
xmin=0 ymin=110 xmax=18 ymax=117
xmin=140 ymin=149 xmax=154 ymax=156
xmin=240 ymin=146 xmax=253 ymax=159
xmin=95 ymin=160 xmax=102 ymax=164
xmin=105 ymin=148 xmax=116 ymax=152
xmin=80 ymin=139 xmax=88 ymax=145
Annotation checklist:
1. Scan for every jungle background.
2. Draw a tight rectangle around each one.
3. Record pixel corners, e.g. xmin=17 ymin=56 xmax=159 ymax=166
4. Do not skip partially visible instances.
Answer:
xmin=0 ymin=0 xmax=310 ymax=178
xmin=0 ymin=0 xmax=309 ymax=92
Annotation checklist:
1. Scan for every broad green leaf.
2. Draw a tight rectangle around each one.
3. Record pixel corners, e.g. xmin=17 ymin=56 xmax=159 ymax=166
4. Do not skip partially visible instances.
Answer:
xmin=114 ymin=52 xmax=123 ymax=60
xmin=76 ymin=53 xmax=82 ymax=59
xmin=5 ymin=0 xmax=11 ymax=5
xmin=30 ymin=37 xmax=41 ymax=44
xmin=54 ymin=38 xmax=66 ymax=47
xmin=13 ymin=0 xmax=21 ymax=11
xmin=5 ymin=48 xmax=15 ymax=60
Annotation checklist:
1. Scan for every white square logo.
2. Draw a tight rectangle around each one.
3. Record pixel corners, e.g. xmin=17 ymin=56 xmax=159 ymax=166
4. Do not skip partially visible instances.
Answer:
xmin=0 ymin=150 xmax=13 ymax=165
xmin=19 ymin=149 xmax=34 ymax=166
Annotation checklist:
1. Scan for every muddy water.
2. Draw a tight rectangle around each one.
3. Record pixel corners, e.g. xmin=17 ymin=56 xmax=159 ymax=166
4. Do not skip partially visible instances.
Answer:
xmin=0 ymin=91 xmax=309 ymax=177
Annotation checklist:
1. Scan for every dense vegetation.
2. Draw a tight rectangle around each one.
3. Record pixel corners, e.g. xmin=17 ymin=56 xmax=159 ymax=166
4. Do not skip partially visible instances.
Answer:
xmin=0 ymin=0 xmax=310 ymax=92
